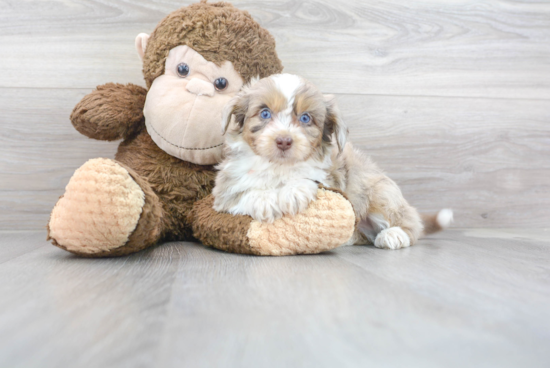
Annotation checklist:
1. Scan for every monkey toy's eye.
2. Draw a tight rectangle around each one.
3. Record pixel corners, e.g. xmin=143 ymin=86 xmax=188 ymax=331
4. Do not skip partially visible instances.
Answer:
xmin=299 ymin=113 xmax=311 ymax=124
xmin=214 ymin=77 xmax=228 ymax=91
xmin=260 ymin=108 xmax=272 ymax=120
xmin=177 ymin=63 xmax=190 ymax=77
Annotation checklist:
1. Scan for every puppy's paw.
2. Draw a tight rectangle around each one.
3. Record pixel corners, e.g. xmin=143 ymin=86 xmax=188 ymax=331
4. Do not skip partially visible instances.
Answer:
xmin=245 ymin=192 xmax=282 ymax=223
xmin=277 ymin=184 xmax=317 ymax=216
xmin=374 ymin=227 xmax=411 ymax=250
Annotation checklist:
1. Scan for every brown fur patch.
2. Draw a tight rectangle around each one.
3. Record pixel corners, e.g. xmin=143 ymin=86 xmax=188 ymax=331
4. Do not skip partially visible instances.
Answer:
xmin=121 ymin=163 xmax=164 ymax=255
xmin=115 ymin=132 xmax=217 ymax=242
xmin=261 ymin=84 xmax=288 ymax=113
xmin=190 ymin=194 xmax=258 ymax=254
xmin=242 ymin=121 xmax=260 ymax=152
xmin=293 ymin=84 xmax=332 ymax=160
xmin=246 ymin=79 xmax=288 ymax=117
xmin=421 ymin=213 xmax=443 ymax=235
xmin=293 ymin=84 xmax=326 ymax=127
xmin=143 ymin=1 xmax=283 ymax=88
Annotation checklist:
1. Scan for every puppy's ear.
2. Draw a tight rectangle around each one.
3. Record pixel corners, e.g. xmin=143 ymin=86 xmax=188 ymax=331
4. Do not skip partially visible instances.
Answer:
xmin=221 ymin=91 xmax=249 ymax=135
xmin=323 ymin=94 xmax=348 ymax=152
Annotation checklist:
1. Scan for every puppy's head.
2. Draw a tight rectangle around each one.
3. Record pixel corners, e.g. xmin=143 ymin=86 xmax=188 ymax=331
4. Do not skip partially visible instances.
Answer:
xmin=222 ymin=74 xmax=347 ymax=164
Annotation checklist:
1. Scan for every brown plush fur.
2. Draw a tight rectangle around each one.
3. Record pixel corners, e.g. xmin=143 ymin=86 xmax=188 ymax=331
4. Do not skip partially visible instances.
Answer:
xmin=191 ymin=194 xmax=257 ymax=254
xmin=71 ymin=83 xmax=147 ymax=141
xmin=143 ymin=1 xmax=283 ymax=89
xmin=120 ymin=163 xmax=164 ymax=254
xmin=115 ymin=132 xmax=217 ymax=242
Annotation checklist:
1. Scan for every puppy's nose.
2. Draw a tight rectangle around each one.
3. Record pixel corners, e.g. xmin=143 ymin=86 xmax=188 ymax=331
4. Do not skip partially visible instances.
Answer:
xmin=186 ymin=78 xmax=215 ymax=97
xmin=276 ymin=136 xmax=293 ymax=151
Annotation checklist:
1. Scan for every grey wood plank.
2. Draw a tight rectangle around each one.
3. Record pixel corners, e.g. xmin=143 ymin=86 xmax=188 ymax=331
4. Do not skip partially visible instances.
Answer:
xmin=0 ymin=0 xmax=549 ymax=99
xmin=0 ymin=231 xmax=46 ymax=264
xmin=2 ymin=88 xmax=548 ymax=229
xmin=0 ymin=231 xmax=182 ymax=368
xmin=0 ymin=230 xmax=549 ymax=368
xmin=157 ymin=231 xmax=550 ymax=368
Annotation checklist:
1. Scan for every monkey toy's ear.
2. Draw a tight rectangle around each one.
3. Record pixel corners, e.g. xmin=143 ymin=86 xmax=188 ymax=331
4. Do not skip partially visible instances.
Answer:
xmin=135 ymin=33 xmax=150 ymax=61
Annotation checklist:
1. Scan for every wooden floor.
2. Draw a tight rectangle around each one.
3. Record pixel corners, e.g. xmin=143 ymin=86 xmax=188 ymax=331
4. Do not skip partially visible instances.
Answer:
xmin=1 ymin=230 xmax=549 ymax=368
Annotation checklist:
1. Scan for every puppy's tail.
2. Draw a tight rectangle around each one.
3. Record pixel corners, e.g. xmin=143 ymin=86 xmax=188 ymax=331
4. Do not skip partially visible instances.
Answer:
xmin=421 ymin=209 xmax=453 ymax=235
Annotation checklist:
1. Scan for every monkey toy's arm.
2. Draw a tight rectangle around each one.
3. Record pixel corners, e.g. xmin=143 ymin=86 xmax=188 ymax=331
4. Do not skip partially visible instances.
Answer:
xmin=71 ymin=83 xmax=147 ymax=141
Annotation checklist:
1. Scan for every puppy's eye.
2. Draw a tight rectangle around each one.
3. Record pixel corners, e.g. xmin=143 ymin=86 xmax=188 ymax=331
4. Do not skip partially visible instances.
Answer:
xmin=214 ymin=78 xmax=228 ymax=91
xmin=260 ymin=109 xmax=272 ymax=120
xmin=299 ymin=113 xmax=311 ymax=124
xmin=177 ymin=63 xmax=190 ymax=77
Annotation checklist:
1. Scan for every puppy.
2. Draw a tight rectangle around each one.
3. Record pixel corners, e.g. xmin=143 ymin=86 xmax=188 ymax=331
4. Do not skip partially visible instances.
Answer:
xmin=213 ymin=74 xmax=452 ymax=249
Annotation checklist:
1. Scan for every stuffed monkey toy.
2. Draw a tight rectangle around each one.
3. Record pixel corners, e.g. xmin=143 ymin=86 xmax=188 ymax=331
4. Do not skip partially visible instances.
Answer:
xmin=47 ymin=1 xmax=355 ymax=257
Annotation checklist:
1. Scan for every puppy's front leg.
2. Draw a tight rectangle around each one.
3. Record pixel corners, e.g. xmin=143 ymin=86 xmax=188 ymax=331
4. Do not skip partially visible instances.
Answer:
xmin=277 ymin=181 xmax=318 ymax=218
xmin=237 ymin=189 xmax=282 ymax=223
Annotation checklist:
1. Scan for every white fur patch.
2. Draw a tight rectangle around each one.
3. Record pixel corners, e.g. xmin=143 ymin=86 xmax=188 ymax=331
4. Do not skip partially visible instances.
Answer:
xmin=271 ymin=74 xmax=302 ymax=103
xmin=374 ymin=227 xmax=411 ymax=250
xmin=271 ymin=74 xmax=303 ymax=128
xmin=437 ymin=209 xmax=454 ymax=228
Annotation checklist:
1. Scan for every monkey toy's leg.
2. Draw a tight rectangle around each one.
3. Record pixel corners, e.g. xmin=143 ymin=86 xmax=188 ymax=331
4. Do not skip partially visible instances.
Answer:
xmin=48 ymin=158 xmax=163 ymax=257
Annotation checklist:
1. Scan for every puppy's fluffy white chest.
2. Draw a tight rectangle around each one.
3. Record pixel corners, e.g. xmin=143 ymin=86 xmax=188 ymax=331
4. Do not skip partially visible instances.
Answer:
xmin=213 ymin=140 xmax=331 ymax=222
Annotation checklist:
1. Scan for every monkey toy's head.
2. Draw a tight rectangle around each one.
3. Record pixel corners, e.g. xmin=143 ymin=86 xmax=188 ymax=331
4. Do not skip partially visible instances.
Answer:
xmin=134 ymin=1 xmax=283 ymax=165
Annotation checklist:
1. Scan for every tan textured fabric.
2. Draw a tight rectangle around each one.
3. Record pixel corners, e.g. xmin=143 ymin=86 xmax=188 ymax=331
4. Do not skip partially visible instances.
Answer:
xmin=246 ymin=188 xmax=356 ymax=255
xmin=48 ymin=158 xmax=145 ymax=254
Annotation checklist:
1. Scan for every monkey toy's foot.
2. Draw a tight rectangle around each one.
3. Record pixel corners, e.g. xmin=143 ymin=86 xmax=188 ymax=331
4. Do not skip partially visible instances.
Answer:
xmin=48 ymin=158 xmax=162 ymax=257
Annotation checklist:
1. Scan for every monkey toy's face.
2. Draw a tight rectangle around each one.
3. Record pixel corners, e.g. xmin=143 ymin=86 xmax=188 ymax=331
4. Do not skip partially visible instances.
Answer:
xmin=143 ymin=45 xmax=244 ymax=165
